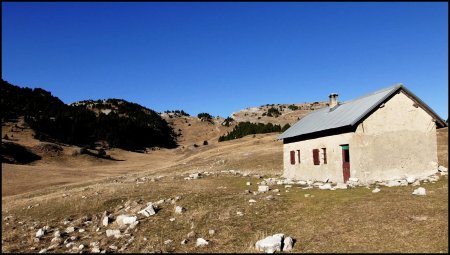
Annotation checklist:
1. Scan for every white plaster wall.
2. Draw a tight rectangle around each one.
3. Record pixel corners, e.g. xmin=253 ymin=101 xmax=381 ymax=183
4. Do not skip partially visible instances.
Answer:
xmin=283 ymin=90 xmax=439 ymax=183
xmin=282 ymin=132 xmax=353 ymax=182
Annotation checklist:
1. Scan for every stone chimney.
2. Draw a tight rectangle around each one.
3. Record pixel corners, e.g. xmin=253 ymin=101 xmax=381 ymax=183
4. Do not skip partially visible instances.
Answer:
xmin=329 ymin=93 xmax=338 ymax=108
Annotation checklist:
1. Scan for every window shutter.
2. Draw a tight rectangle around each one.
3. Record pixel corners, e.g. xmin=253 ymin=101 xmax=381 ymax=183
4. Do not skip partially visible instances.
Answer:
xmin=313 ymin=149 xmax=320 ymax=165
xmin=297 ymin=150 xmax=301 ymax=163
xmin=290 ymin=150 xmax=295 ymax=165
xmin=323 ymin=148 xmax=327 ymax=164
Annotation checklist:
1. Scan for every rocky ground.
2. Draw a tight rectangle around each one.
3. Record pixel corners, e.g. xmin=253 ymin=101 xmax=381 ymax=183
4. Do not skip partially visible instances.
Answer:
xmin=2 ymin=166 xmax=448 ymax=253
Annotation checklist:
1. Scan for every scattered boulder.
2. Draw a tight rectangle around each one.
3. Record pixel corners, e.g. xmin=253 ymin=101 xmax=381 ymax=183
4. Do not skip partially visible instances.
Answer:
xmin=209 ymin=229 xmax=215 ymax=236
xmin=272 ymin=189 xmax=280 ymax=193
xmin=334 ymin=183 xmax=348 ymax=189
xmin=312 ymin=182 xmax=324 ymax=187
xmin=258 ymin=185 xmax=270 ymax=192
xmin=164 ymin=239 xmax=173 ymax=245
xmin=438 ymin=165 xmax=448 ymax=172
xmin=412 ymin=187 xmax=426 ymax=196
xmin=412 ymin=180 xmax=421 ymax=186
xmin=54 ymin=230 xmax=61 ymax=238
xmin=246 ymin=182 xmax=251 ymax=186
xmin=116 ymin=215 xmax=138 ymax=228
xmin=181 ymin=239 xmax=188 ymax=245
xmin=106 ymin=229 xmax=121 ymax=238
xmin=139 ymin=203 xmax=156 ymax=217
xmin=283 ymin=236 xmax=294 ymax=252
xmin=102 ymin=214 xmax=109 ymax=227
xmin=255 ymin=233 xmax=294 ymax=253
xmin=65 ymin=226 xmax=75 ymax=234
xmin=406 ymin=176 xmax=416 ymax=184
xmin=196 ymin=238 xmax=209 ymax=247
xmin=297 ymin=180 xmax=307 ymax=185
xmin=36 ymin=228 xmax=45 ymax=238
xmin=175 ymin=206 xmax=186 ymax=214
xmin=386 ymin=180 xmax=401 ymax=187
xmin=249 ymin=199 xmax=257 ymax=203
xmin=372 ymin=187 xmax=381 ymax=193
xmin=319 ymin=183 xmax=332 ymax=190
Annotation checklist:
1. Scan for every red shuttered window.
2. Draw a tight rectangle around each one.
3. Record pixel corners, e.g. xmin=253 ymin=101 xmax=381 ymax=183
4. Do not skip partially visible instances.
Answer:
xmin=290 ymin=150 xmax=295 ymax=165
xmin=313 ymin=149 xmax=320 ymax=165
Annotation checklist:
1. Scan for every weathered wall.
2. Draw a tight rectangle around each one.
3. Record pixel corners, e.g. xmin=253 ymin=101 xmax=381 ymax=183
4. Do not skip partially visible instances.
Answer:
xmin=351 ymin=91 xmax=438 ymax=182
xmin=283 ymin=90 xmax=439 ymax=183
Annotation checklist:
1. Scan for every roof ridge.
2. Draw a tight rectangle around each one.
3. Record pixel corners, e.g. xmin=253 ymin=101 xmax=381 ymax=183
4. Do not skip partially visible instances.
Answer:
xmin=339 ymin=83 xmax=403 ymax=104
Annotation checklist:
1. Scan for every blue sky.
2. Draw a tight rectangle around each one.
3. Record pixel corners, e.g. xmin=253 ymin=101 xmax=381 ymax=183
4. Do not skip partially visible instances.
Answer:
xmin=2 ymin=2 xmax=448 ymax=119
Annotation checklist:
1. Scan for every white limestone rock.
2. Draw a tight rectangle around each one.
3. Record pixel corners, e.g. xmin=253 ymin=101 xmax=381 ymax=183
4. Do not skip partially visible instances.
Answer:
xmin=258 ymin=185 xmax=270 ymax=192
xmin=52 ymin=230 xmax=60 ymax=238
xmin=411 ymin=180 xmax=420 ymax=186
xmin=209 ymin=229 xmax=215 ymax=236
xmin=319 ymin=183 xmax=332 ymax=190
xmin=312 ymin=182 xmax=324 ymax=187
xmin=116 ymin=215 xmax=138 ymax=227
xmin=106 ymin=229 xmax=122 ymax=238
xmin=175 ymin=206 xmax=185 ymax=214
xmin=255 ymin=233 xmax=284 ymax=253
xmin=297 ymin=180 xmax=307 ymax=185
xmin=189 ymin=173 xmax=201 ymax=179
xmin=372 ymin=187 xmax=381 ymax=193
xmin=406 ymin=176 xmax=416 ymax=184
xmin=386 ymin=180 xmax=401 ymax=187
xmin=139 ymin=203 xmax=156 ymax=217
xmin=438 ymin=165 xmax=448 ymax=172
xmin=246 ymin=182 xmax=251 ymax=186
xmin=412 ymin=187 xmax=426 ymax=196
xmin=249 ymin=199 xmax=257 ymax=203
xmin=283 ymin=236 xmax=294 ymax=251
xmin=334 ymin=183 xmax=348 ymax=189
xmin=36 ymin=228 xmax=45 ymax=238
xmin=196 ymin=238 xmax=209 ymax=247
xmin=102 ymin=215 xmax=109 ymax=227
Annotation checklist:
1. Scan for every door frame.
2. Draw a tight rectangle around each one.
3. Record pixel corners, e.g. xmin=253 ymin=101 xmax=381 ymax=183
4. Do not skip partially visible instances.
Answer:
xmin=340 ymin=144 xmax=350 ymax=183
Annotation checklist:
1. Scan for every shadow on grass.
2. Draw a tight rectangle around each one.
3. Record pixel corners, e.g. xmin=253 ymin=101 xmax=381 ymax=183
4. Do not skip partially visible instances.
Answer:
xmin=1 ymin=141 xmax=42 ymax=164
xmin=82 ymin=149 xmax=125 ymax=161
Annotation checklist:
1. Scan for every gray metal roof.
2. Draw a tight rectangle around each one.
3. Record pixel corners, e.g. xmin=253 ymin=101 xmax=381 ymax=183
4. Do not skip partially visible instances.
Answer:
xmin=278 ymin=84 xmax=446 ymax=140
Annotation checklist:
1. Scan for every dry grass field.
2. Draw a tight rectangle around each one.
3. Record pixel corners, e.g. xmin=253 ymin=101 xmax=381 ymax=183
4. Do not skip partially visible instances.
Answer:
xmin=1 ymin=119 xmax=448 ymax=253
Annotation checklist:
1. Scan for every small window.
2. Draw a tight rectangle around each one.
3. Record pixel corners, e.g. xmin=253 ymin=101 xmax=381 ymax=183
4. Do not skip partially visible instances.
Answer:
xmin=290 ymin=150 xmax=295 ymax=165
xmin=321 ymin=148 xmax=327 ymax=164
xmin=312 ymin=149 xmax=320 ymax=165
xmin=296 ymin=150 xmax=301 ymax=164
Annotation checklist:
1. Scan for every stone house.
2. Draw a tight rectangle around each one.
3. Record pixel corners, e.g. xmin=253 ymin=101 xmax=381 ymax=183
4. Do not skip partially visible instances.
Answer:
xmin=278 ymin=84 xmax=447 ymax=184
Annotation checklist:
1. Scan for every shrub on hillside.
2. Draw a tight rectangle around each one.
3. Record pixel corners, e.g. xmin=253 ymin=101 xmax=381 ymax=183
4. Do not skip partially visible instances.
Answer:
xmin=266 ymin=107 xmax=281 ymax=117
xmin=218 ymin=122 xmax=282 ymax=142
